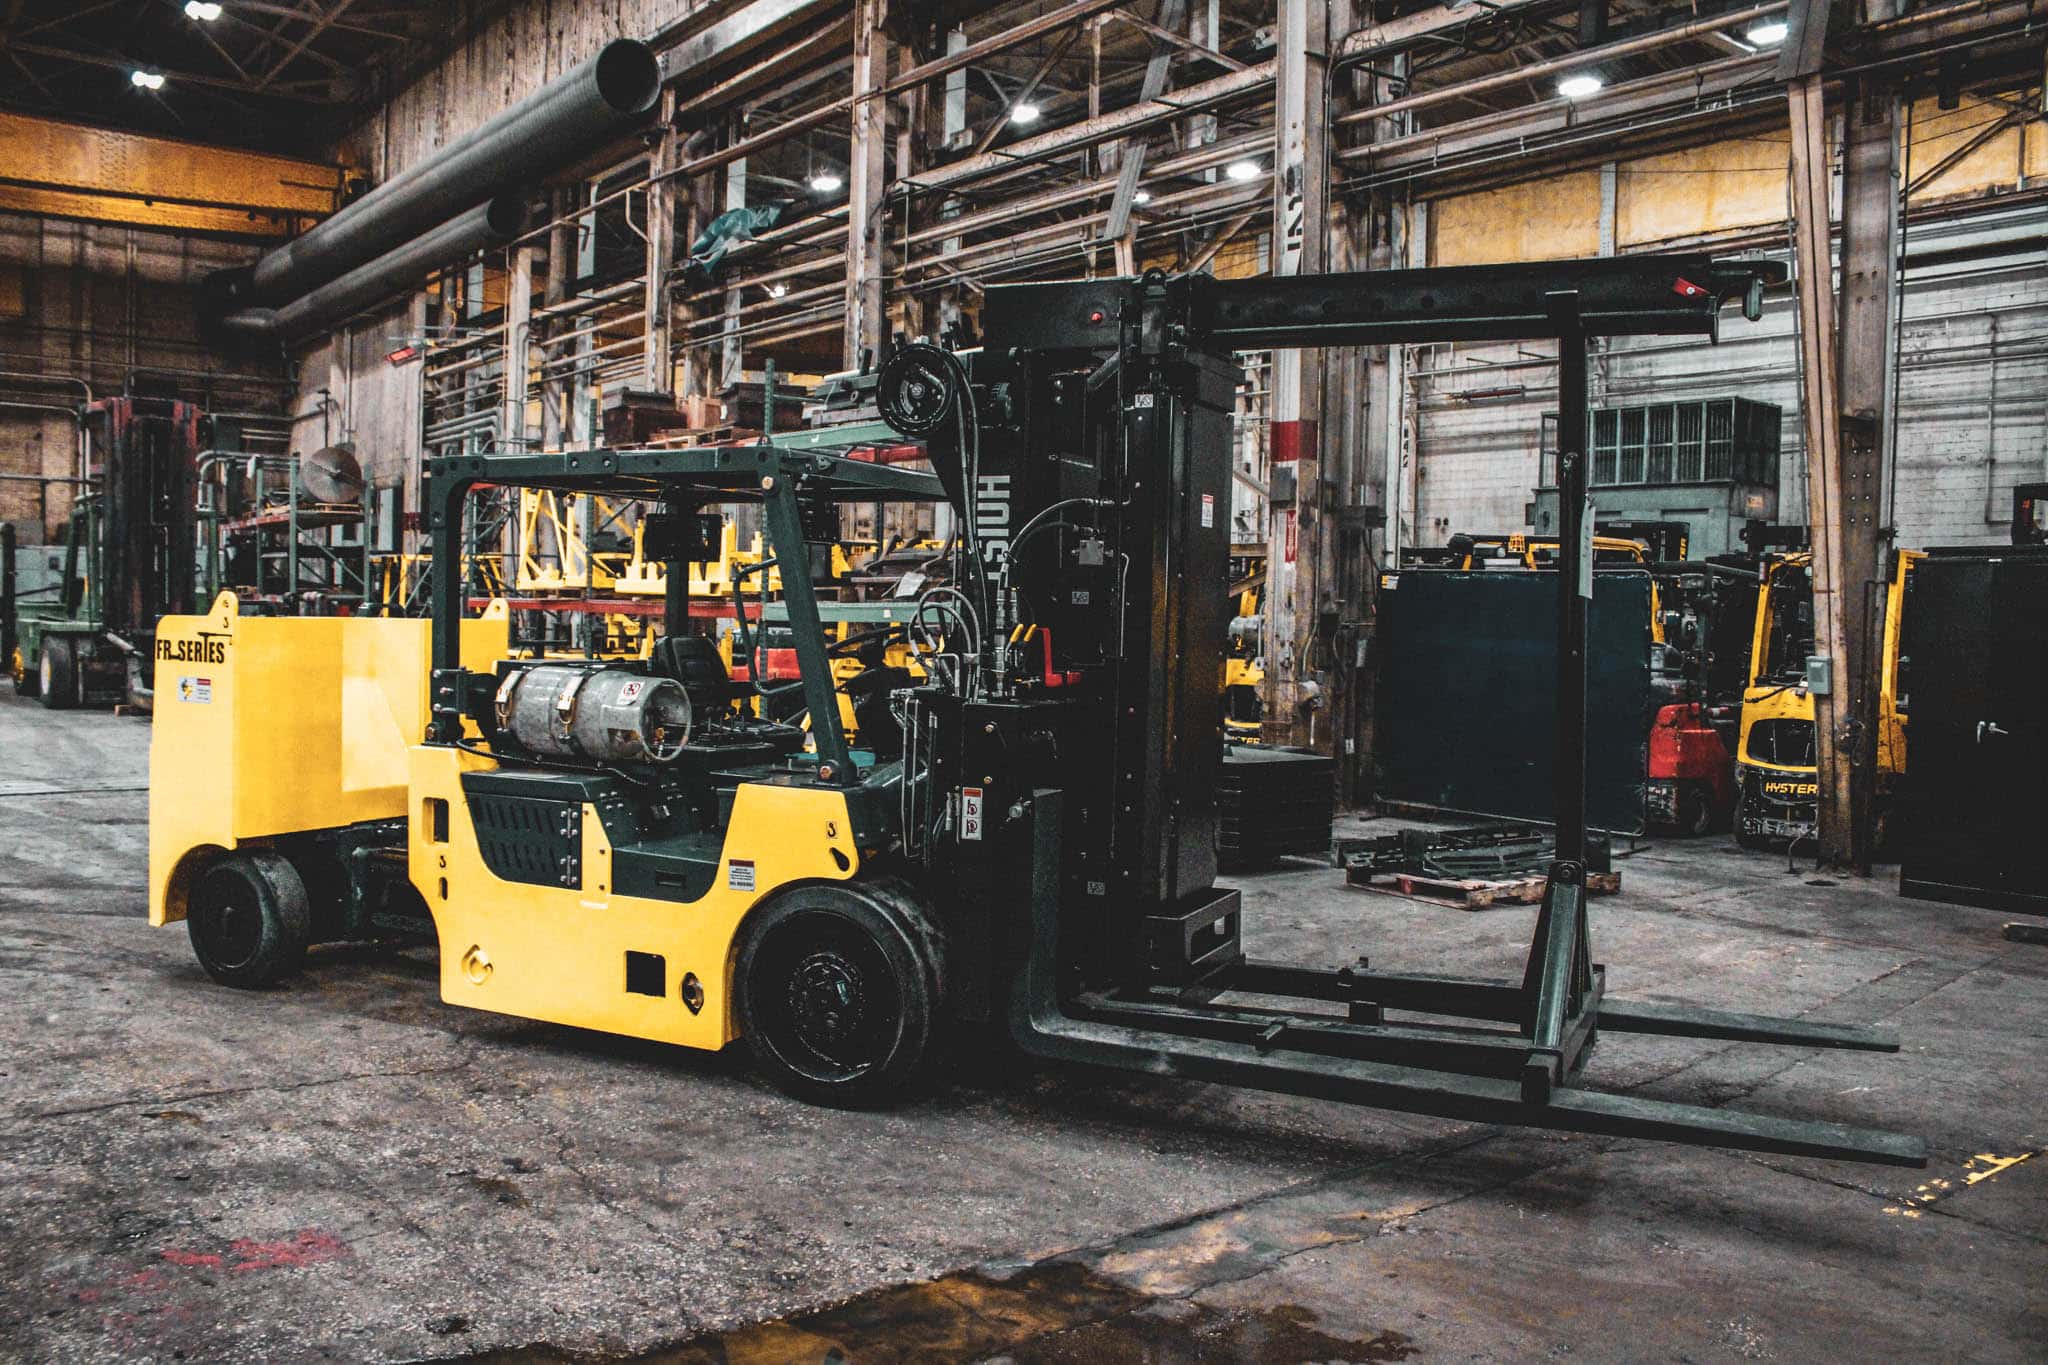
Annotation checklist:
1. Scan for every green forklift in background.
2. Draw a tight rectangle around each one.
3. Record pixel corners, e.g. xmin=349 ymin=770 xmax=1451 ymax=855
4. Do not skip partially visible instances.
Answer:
xmin=4 ymin=394 xmax=206 ymax=710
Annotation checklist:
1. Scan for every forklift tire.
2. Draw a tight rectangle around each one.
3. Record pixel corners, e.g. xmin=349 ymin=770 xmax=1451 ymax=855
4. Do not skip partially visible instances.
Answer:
xmin=37 ymin=637 xmax=76 ymax=710
xmin=10 ymin=646 xmax=38 ymax=697
xmin=1675 ymin=783 xmax=1713 ymax=838
xmin=186 ymin=850 xmax=313 ymax=989
xmin=735 ymin=877 xmax=947 ymax=1109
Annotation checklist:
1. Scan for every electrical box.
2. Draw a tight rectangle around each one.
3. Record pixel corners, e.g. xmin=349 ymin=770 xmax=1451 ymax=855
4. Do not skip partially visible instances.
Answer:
xmin=1805 ymin=654 xmax=1832 ymax=696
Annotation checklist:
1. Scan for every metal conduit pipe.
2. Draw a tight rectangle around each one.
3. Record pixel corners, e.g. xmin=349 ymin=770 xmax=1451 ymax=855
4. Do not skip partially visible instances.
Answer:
xmin=223 ymin=196 xmax=534 ymax=344
xmin=226 ymin=40 xmax=660 ymax=310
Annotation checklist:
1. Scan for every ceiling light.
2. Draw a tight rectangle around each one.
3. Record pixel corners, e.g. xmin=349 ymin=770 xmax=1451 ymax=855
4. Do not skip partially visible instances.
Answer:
xmin=184 ymin=1 xmax=223 ymax=19
xmin=808 ymin=172 xmax=843 ymax=194
xmin=130 ymin=70 xmax=166 ymax=90
xmin=1010 ymin=102 xmax=1041 ymax=125
xmin=1745 ymin=20 xmax=1789 ymax=45
xmin=766 ymin=282 xmax=789 ymax=298
xmin=1556 ymin=73 xmax=1604 ymax=99
xmin=1224 ymin=160 xmax=1260 ymax=182
xmin=1132 ymin=189 xmax=1152 ymax=205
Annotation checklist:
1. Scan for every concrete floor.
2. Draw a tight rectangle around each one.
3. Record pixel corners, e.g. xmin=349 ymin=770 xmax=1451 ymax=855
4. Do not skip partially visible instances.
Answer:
xmin=0 ymin=689 xmax=2042 ymax=1364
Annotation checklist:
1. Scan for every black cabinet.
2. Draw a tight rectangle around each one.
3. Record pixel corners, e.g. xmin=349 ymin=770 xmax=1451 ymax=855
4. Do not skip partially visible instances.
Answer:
xmin=1898 ymin=547 xmax=2048 ymax=913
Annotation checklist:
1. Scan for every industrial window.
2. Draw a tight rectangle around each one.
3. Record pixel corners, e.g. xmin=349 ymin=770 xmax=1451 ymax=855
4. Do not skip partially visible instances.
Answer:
xmin=1618 ymin=407 xmax=1647 ymax=484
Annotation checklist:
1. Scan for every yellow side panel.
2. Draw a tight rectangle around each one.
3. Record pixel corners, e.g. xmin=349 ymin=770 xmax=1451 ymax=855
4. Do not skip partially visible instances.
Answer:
xmin=1907 ymin=98 xmax=2025 ymax=203
xmin=1618 ymin=136 xmax=1790 ymax=247
xmin=1430 ymin=171 xmax=1600 ymax=266
xmin=2027 ymin=121 xmax=2048 ymax=181
xmin=148 ymin=594 xmax=512 ymax=925
xmin=410 ymin=745 xmax=862 ymax=1051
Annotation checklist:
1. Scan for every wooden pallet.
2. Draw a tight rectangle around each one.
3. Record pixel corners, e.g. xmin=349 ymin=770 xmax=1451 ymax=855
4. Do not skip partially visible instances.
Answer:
xmin=636 ymin=424 xmax=758 ymax=450
xmin=1347 ymin=868 xmax=1621 ymax=910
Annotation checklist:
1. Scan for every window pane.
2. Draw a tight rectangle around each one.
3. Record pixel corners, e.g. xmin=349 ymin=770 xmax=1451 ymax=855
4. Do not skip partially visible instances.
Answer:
xmin=1705 ymin=399 xmax=1734 ymax=481
xmin=1676 ymin=403 xmax=1705 ymax=481
xmin=1619 ymin=407 xmax=1647 ymax=484
xmin=1592 ymin=408 xmax=1618 ymax=485
xmin=1646 ymin=404 xmax=1674 ymax=483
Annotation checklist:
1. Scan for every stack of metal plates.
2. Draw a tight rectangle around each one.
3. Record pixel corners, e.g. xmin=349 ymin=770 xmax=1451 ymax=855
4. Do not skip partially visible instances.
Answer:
xmin=1216 ymin=745 xmax=1334 ymax=868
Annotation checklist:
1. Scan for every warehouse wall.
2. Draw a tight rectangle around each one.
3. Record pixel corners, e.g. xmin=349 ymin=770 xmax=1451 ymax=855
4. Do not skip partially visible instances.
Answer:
xmin=1411 ymin=100 xmax=2048 ymax=554
xmin=0 ymin=213 xmax=284 ymax=542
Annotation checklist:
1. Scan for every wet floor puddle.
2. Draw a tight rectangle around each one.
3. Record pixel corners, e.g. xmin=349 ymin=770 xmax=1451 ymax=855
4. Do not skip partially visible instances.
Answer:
xmin=451 ymin=1259 xmax=1416 ymax=1363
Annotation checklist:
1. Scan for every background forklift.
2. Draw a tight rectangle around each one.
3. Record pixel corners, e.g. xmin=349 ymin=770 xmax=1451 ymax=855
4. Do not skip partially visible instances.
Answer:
xmin=5 ymin=392 xmax=208 ymax=710
xmin=1723 ymin=529 xmax=1919 ymax=851
xmin=148 ymin=255 xmax=1920 ymax=1166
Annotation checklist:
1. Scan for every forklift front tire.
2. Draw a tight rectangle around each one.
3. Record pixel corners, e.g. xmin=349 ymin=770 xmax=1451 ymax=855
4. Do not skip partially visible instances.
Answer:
xmin=735 ymin=877 xmax=947 ymax=1109
xmin=187 ymin=850 xmax=313 ymax=989
xmin=37 ymin=637 xmax=75 ymax=710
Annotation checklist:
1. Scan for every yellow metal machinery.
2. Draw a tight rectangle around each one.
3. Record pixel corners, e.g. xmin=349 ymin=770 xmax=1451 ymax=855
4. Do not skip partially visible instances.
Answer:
xmin=1733 ymin=549 xmax=1921 ymax=849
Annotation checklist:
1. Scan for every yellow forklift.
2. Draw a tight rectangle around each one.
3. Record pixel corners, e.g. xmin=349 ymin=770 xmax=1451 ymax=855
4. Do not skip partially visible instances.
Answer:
xmin=147 ymin=256 xmax=1921 ymax=1164
xmin=1732 ymin=547 xmax=1920 ymax=849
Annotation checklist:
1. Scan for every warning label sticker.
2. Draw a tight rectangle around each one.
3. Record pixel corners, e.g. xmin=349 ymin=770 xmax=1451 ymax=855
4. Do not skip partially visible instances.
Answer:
xmin=1200 ymin=493 xmax=1215 ymax=528
xmin=176 ymin=676 xmax=212 ymax=704
xmin=728 ymin=858 xmax=756 ymax=891
xmin=960 ymin=787 xmax=985 ymax=841
xmin=617 ymin=679 xmax=646 ymax=703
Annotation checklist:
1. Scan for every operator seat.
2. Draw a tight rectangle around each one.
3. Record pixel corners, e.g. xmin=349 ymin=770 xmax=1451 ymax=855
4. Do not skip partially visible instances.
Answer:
xmin=649 ymin=633 xmax=807 ymax=765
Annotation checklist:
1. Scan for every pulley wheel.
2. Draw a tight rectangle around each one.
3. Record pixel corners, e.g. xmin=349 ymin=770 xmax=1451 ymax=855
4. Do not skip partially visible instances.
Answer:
xmin=877 ymin=342 xmax=960 ymax=438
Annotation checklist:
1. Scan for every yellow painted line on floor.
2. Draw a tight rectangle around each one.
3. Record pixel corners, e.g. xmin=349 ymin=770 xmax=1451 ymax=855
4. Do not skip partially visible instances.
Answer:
xmin=1883 ymin=1150 xmax=2034 ymax=1218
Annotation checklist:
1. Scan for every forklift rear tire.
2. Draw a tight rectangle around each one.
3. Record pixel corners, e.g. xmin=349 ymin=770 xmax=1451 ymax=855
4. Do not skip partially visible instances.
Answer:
xmin=1675 ymin=783 xmax=1713 ymax=838
xmin=37 ymin=637 xmax=76 ymax=710
xmin=735 ymin=877 xmax=947 ymax=1109
xmin=11 ymin=646 xmax=38 ymax=697
xmin=187 ymin=850 xmax=313 ymax=989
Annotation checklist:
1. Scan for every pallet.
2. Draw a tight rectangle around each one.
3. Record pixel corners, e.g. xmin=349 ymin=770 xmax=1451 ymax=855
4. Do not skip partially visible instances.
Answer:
xmin=1348 ymin=867 xmax=1621 ymax=910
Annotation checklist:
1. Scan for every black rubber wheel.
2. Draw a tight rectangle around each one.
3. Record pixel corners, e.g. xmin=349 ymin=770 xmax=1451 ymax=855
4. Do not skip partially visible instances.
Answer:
xmin=735 ymin=877 xmax=946 ymax=1108
xmin=37 ymin=637 xmax=76 ymax=710
xmin=10 ymin=646 xmax=38 ymax=697
xmin=187 ymin=849 xmax=313 ymax=988
xmin=1675 ymin=782 xmax=1714 ymax=838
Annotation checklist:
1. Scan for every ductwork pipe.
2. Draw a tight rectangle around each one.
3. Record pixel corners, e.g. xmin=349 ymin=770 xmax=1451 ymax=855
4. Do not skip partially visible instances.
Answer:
xmin=223 ymin=195 xmax=532 ymax=343
xmin=236 ymin=39 xmax=661 ymax=309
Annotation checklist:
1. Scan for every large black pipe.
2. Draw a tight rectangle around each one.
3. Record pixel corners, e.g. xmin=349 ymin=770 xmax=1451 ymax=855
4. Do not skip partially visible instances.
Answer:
xmin=237 ymin=39 xmax=660 ymax=309
xmin=223 ymin=195 xmax=532 ymax=343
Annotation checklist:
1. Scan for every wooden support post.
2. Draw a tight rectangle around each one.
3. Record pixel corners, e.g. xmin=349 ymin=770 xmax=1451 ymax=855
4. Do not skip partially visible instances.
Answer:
xmin=1786 ymin=73 xmax=1852 ymax=864
xmin=844 ymin=0 xmax=889 ymax=371
xmin=1264 ymin=0 xmax=1331 ymax=749
xmin=644 ymin=90 xmax=680 ymax=395
xmin=1836 ymin=81 xmax=1900 ymax=873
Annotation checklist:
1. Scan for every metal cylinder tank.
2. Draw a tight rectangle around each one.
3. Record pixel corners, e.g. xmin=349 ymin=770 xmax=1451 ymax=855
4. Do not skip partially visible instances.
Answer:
xmin=495 ymin=665 xmax=693 ymax=764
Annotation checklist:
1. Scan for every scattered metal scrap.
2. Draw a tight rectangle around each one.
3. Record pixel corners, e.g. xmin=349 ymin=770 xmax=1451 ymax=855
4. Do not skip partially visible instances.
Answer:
xmin=1337 ymin=824 xmax=1620 ymax=910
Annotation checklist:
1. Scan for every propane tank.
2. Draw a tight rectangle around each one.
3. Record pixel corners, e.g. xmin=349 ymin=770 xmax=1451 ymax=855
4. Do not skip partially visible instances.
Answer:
xmin=494 ymin=664 xmax=692 ymax=763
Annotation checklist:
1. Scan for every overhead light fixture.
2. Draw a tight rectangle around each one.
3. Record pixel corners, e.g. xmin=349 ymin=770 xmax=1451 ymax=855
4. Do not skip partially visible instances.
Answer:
xmin=1556 ymin=73 xmax=1604 ymax=99
xmin=1132 ymin=189 xmax=1152 ymax=205
xmin=1745 ymin=20 xmax=1789 ymax=45
xmin=1225 ymin=160 xmax=1261 ymax=182
xmin=130 ymin=70 xmax=166 ymax=90
xmin=184 ymin=1 xmax=223 ymax=19
xmin=1010 ymin=101 xmax=1041 ymax=126
xmin=766 ymin=282 xmax=789 ymax=298
xmin=808 ymin=172 xmax=843 ymax=194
